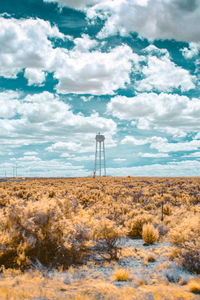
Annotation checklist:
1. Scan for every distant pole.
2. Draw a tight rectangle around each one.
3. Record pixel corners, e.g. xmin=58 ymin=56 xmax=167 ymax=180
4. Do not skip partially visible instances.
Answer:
xmin=161 ymin=201 xmax=164 ymax=221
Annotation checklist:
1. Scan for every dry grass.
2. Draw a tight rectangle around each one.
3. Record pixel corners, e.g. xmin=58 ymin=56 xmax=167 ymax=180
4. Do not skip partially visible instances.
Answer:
xmin=111 ymin=268 xmax=131 ymax=281
xmin=0 ymin=272 xmax=197 ymax=300
xmin=126 ymin=214 xmax=152 ymax=238
xmin=144 ymin=252 xmax=157 ymax=265
xmin=0 ymin=176 xmax=199 ymax=298
xmin=188 ymin=278 xmax=200 ymax=294
xmin=169 ymin=214 xmax=200 ymax=273
xmin=139 ymin=284 xmax=197 ymax=300
xmin=142 ymin=223 xmax=159 ymax=245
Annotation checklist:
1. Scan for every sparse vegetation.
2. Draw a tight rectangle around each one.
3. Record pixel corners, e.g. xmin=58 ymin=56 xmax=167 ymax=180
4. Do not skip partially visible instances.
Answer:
xmin=146 ymin=252 xmax=156 ymax=262
xmin=92 ymin=218 xmax=123 ymax=260
xmin=0 ymin=176 xmax=199 ymax=299
xmin=188 ymin=278 xmax=200 ymax=294
xmin=127 ymin=214 xmax=152 ymax=238
xmin=142 ymin=223 xmax=159 ymax=245
xmin=170 ymin=214 xmax=200 ymax=273
xmin=111 ymin=268 xmax=131 ymax=281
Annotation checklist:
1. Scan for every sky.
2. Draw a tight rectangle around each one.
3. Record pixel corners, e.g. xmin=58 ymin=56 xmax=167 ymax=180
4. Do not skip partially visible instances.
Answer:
xmin=0 ymin=0 xmax=200 ymax=177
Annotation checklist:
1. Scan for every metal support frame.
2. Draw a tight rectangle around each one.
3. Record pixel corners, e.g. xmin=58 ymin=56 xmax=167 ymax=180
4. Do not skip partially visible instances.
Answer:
xmin=94 ymin=133 xmax=106 ymax=177
xmin=103 ymin=140 xmax=106 ymax=176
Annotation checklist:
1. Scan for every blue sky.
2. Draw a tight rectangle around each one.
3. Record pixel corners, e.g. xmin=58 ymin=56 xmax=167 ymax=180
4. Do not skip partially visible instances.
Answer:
xmin=0 ymin=0 xmax=200 ymax=177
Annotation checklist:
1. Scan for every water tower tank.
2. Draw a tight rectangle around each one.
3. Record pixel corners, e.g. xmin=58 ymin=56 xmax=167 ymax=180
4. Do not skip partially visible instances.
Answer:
xmin=95 ymin=134 xmax=105 ymax=142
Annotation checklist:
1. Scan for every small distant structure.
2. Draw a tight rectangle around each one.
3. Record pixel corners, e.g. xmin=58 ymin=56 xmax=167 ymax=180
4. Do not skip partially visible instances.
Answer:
xmin=93 ymin=169 xmax=96 ymax=178
xmin=94 ymin=133 xmax=106 ymax=177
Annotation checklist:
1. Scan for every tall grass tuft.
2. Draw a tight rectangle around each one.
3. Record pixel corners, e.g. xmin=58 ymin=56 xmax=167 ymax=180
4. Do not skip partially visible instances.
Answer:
xmin=127 ymin=214 xmax=152 ymax=239
xmin=112 ymin=268 xmax=131 ymax=281
xmin=142 ymin=223 xmax=159 ymax=245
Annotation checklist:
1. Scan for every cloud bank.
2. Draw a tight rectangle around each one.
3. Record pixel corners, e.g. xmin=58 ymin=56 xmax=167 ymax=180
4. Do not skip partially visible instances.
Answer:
xmin=107 ymin=93 xmax=200 ymax=136
xmin=0 ymin=17 xmax=136 ymax=95
xmin=43 ymin=0 xmax=200 ymax=42
xmin=0 ymin=91 xmax=117 ymax=154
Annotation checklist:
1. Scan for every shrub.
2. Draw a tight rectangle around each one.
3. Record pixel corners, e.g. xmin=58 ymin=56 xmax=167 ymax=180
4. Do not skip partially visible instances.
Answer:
xmin=143 ymin=253 xmax=156 ymax=266
xmin=92 ymin=218 xmax=124 ymax=260
xmin=169 ymin=247 xmax=181 ymax=260
xmin=142 ymin=223 xmax=159 ymax=245
xmin=48 ymin=190 xmax=55 ymax=198
xmin=181 ymin=240 xmax=200 ymax=274
xmin=157 ymin=223 xmax=168 ymax=236
xmin=163 ymin=203 xmax=172 ymax=216
xmin=188 ymin=279 xmax=200 ymax=294
xmin=146 ymin=252 xmax=156 ymax=262
xmin=62 ymin=218 xmax=91 ymax=265
xmin=0 ymin=176 xmax=200 ymax=277
xmin=0 ymin=199 xmax=91 ymax=269
xmin=112 ymin=268 xmax=131 ymax=281
xmin=127 ymin=214 xmax=152 ymax=239
xmin=170 ymin=215 xmax=199 ymax=247
xmin=169 ymin=215 xmax=200 ymax=274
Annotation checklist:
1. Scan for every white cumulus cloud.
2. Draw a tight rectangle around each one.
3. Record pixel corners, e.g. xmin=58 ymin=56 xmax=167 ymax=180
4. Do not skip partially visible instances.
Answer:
xmin=0 ymin=91 xmax=117 ymax=154
xmin=0 ymin=17 xmax=137 ymax=95
xmin=181 ymin=42 xmax=200 ymax=59
xmin=121 ymin=135 xmax=200 ymax=153
xmin=150 ymin=139 xmax=200 ymax=153
xmin=52 ymin=45 xmax=137 ymax=95
xmin=0 ymin=16 xmax=64 ymax=79
xmin=43 ymin=0 xmax=98 ymax=10
xmin=44 ymin=0 xmax=200 ymax=42
xmin=0 ymin=90 xmax=21 ymax=118
xmin=107 ymin=160 xmax=200 ymax=177
xmin=107 ymin=93 xmax=200 ymax=136
xmin=91 ymin=0 xmax=200 ymax=42
xmin=113 ymin=158 xmax=127 ymax=162
xmin=24 ymin=68 xmax=47 ymax=86
xmin=138 ymin=152 xmax=169 ymax=158
xmin=136 ymin=51 xmax=195 ymax=92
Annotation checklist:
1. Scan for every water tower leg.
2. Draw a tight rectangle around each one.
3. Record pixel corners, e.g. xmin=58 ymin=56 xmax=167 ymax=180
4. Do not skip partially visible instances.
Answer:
xmin=99 ymin=141 xmax=101 ymax=177
xmin=103 ymin=140 xmax=106 ymax=176
xmin=94 ymin=140 xmax=97 ymax=175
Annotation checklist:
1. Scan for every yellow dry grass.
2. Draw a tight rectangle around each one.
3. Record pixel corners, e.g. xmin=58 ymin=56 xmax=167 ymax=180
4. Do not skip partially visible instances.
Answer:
xmin=188 ymin=278 xmax=200 ymax=294
xmin=0 ymin=176 xmax=199 ymax=298
xmin=111 ymin=268 xmax=131 ymax=281
xmin=142 ymin=223 xmax=159 ymax=245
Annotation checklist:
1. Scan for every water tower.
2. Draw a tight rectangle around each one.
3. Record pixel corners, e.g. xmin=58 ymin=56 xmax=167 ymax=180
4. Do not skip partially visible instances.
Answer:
xmin=94 ymin=133 xmax=106 ymax=177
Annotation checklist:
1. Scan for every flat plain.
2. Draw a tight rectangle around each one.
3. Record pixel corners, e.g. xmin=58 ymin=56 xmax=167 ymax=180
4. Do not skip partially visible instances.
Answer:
xmin=0 ymin=177 xmax=199 ymax=299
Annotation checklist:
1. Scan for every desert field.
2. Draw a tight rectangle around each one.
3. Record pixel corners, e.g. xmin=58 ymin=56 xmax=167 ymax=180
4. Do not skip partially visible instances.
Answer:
xmin=0 ymin=176 xmax=199 ymax=299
